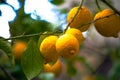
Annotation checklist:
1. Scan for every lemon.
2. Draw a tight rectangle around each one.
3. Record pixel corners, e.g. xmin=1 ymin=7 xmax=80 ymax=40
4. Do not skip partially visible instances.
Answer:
xmin=13 ymin=41 xmax=26 ymax=59
xmin=56 ymin=34 xmax=79 ymax=59
xmin=40 ymin=35 xmax=59 ymax=63
xmin=67 ymin=6 xmax=92 ymax=32
xmin=94 ymin=9 xmax=120 ymax=38
xmin=65 ymin=28 xmax=85 ymax=45
xmin=44 ymin=59 xmax=62 ymax=77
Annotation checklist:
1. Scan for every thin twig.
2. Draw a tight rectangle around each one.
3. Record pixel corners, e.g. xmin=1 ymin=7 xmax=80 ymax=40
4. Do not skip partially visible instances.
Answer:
xmin=64 ymin=0 xmax=84 ymax=32
xmin=0 ymin=65 xmax=15 ymax=80
xmin=77 ymin=13 xmax=115 ymax=29
xmin=101 ymin=0 xmax=120 ymax=16
xmin=95 ymin=0 xmax=102 ymax=11
xmin=2 ymin=0 xmax=119 ymax=41
xmin=2 ymin=32 xmax=61 ymax=41
xmin=3 ymin=10 xmax=115 ymax=41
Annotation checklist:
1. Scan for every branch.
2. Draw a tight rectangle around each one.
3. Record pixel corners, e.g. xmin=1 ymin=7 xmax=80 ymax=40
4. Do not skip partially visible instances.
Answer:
xmin=0 ymin=65 xmax=15 ymax=80
xmin=64 ymin=0 xmax=84 ymax=32
xmin=3 ymin=9 xmax=116 ymax=41
xmin=2 ymin=32 xmax=61 ymax=41
xmin=77 ymin=12 xmax=115 ymax=29
xmin=101 ymin=0 xmax=120 ymax=16
xmin=95 ymin=0 xmax=102 ymax=11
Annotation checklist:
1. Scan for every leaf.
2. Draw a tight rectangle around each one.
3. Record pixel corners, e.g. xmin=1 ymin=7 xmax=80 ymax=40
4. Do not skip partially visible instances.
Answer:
xmin=38 ymin=32 xmax=49 ymax=47
xmin=49 ymin=0 xmax=65 ymax=5
xmin=0 ymin=49 xmax=9 ymax=65
xmin=0 ymin=38 xmax=14 ymax=65
xmin=21 ymin=39 xmax=44 ymax=80
xmin=108 ymin=60 xmax=120 ymax=80
xmin=66 ymin=61 xmax=77 ymax=76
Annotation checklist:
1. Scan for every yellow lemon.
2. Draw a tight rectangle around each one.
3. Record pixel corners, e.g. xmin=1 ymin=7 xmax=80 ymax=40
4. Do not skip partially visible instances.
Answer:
xmin=65 ymin=28 xmax=85 ymax=45
xmin=56 ymin=34 xmax=79 ymax=59
xmin=67 ymin=6 xmax=92 ymax=32
xmin=13 ymin=41 xmax=26 ymax=59
xmin=94 ymin=9 xmax=120 ymax=38
xmin=40 ymin=35 xmax=59 ymax=63
xmin=44 ymin=59 xmax=62 ymax=77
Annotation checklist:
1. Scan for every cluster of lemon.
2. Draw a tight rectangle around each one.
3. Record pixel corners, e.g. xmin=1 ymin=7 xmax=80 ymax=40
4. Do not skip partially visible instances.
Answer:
xmin=39 ymin=6 xmax=92 ymax=77
xmin=68 ymin=6 xmax=120 ymax=38
xmin=12 ymin=5 xmax=120 ymax=78
xmin=40 ymin=29 xmax=85 ymax=77
xmin=40 ymin=6 xmax=120 ymax=77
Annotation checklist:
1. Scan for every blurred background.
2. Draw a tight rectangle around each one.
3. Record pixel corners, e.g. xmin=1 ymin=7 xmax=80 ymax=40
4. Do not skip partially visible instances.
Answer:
xmin=0 ymin=0 xmax=120 ymax=80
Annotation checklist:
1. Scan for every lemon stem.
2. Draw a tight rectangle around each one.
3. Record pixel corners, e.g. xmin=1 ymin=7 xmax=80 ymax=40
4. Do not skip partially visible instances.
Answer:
xmin=64 ymin=0 xmax=84 ymax=32
xmin=101 ymin=0 xmax=120 ymax=16
xmin=95 ymin=0 xmax=102 ymax=11
xmin=77 ymin=13 xmax=115 ymax=29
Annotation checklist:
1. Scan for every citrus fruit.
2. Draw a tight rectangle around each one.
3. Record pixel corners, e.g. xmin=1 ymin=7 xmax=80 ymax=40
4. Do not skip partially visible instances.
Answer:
xmin=56 ymin=34 xmax=79 ymax=59
xmin=94 ymin=9 xmax=120 ymax=38
xmin=40 ymin=35 xmax=59 ymax=63
xmin=67 ymin=6 xmax=92 ymax=32
xmin=44 ymin=59 xmax=62 ymax=77
xmin=13 ymin=41 xmax=26 ymax=59
xmin=65 ymin=28 xmax=85 ymax=45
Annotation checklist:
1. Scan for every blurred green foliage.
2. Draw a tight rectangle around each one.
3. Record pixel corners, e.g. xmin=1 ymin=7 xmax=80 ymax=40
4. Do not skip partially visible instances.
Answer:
xmin=48 ymin=0 xmax=65 ymax=5
xmin=9 ymin=3 xmax=53 ymax=42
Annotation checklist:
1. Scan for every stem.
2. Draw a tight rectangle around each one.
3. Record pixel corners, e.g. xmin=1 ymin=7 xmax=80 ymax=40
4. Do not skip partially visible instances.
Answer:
xmin=2 ymin=10 xmax=115 ymax=41
xmin=64 ymin=0 xmax=84 ymax=32
xmin=101 ymin=0 xmax=120 ymax=16
xmin=95 ymin=0 xmax=102 ymax=11
xmin=3 ymin=32 xmax=61 ymax=41
xmin=0 ymin=65 xmax=15 ymax=80
xmin=77 ymin=13 xmax=115 ymax=29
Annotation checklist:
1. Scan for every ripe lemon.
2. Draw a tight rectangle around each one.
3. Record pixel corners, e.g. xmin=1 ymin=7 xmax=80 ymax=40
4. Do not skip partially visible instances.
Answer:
xmin=40 ymin=35 xmax=59 ymax=63
xmin=94 ymin=9 xmax=120 ymax=38
xmin=13 ymin=41 xmax=26 ymax=59
xmin=56 ymin=34 xmax=79 ymax=59
xmin=65 ymin=28 xmax=85 ymax=45
xmin=67 ymin=6 xmax=92 ymax=32
xmin=44 ymin=59 xmax=62 ymax=77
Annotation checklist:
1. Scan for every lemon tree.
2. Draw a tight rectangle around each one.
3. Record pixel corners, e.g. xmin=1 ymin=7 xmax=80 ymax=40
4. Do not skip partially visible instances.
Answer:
xmin=1 ymin=0 xmax=120 ymax=80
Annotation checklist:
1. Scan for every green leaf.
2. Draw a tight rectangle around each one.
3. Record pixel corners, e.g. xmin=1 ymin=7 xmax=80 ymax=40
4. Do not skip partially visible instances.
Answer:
xmin=108 ymin=60 xmax=120 ymax=80
xmin=0 ymin=49 xmax=9 ymax=65
xmin=21 ymin=39 xmax=44 ymax=80
xmin=66 ymin=61 xmax=77 ymax=76
xmin=38 ymin=32 xmax=49 ymax=47
xmin=0 ymin=38 xmax=14 ymax=65
xmin=48 ymin=0 xmax=65 ymax=5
